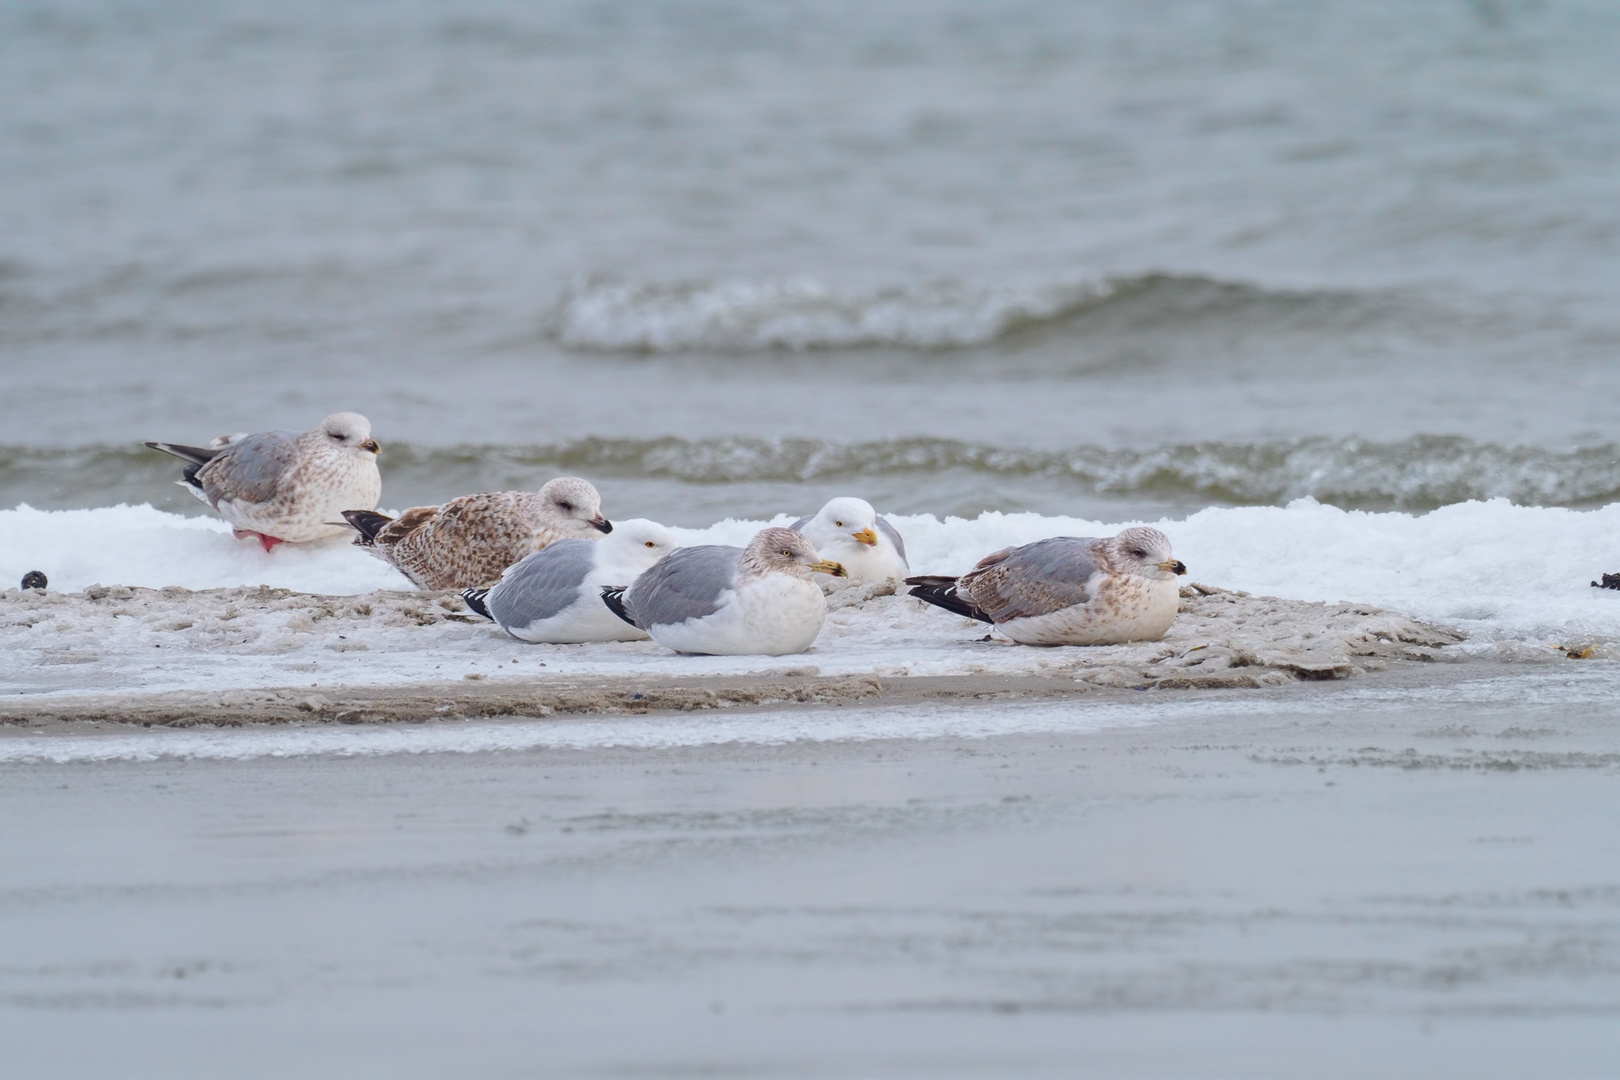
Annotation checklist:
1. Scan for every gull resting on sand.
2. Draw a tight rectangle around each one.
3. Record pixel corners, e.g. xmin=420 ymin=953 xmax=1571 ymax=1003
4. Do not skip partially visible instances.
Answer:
xmin=790 ymin=496 xmax=909 ymax=584
xmin=907 ymin=526 xmax=1187 ymax=645
xmin=602 ymin=527 xmax=847 ymax=655
xmin=343 ymin=477 xmax=611 ymax=591
xmin=464 ymin=518 xmax=678 ymax=643
xmin=144 ymin=412 xmax=381 ymax=551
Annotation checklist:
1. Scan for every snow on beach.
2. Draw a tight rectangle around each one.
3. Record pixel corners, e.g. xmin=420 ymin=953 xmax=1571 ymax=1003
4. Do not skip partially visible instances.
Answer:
xmin=0 ymin=498 xmax=1614 ymax=708
xmin=4 ymin=498 xmax=1617 ymax=640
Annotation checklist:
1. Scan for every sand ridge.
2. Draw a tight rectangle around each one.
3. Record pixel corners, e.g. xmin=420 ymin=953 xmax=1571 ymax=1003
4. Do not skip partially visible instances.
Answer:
xmin=2 ymin=583 xmax=1469 ymax=726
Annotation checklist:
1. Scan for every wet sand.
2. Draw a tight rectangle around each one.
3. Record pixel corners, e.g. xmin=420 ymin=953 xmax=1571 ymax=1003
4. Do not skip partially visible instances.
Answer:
xmin=3 ymin=676 xmax=1618 ymax=1079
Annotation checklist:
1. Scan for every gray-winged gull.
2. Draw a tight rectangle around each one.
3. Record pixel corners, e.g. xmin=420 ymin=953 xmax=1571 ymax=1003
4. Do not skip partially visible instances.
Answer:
xmin=601 ymin=527 xmax=847 ymax=655
xmin=342 ymin=477 xmax=612 ymax=591
xmin=907 ymin=526 xmax=1187 ymax=645
xmin=789 ymin=496 xmax=909 ymax=584
xmin=464 ymin=518 xmax=677 ymax=643
xmin=144 ymin=412 xmax=381 ymax=551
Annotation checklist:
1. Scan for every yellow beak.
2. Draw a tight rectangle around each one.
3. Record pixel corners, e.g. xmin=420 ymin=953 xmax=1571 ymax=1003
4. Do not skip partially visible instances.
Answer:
xmin=1157 ymin=559 xmax=1188 ymax=575
xmin=850 ymin=527 xmax=878 ymax=546
xmin=808 ymin=559 xmax=848 ymax=578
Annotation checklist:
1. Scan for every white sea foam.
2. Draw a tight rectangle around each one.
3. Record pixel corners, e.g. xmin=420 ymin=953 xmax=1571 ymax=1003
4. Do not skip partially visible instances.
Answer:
xmin=553 ymin=277 xmax=1109 ymax=352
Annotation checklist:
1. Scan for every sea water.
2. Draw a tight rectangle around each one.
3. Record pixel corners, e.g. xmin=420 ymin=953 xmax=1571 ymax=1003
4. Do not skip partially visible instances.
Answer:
xmin=3 ymin=0 xmax=1618 ymax=529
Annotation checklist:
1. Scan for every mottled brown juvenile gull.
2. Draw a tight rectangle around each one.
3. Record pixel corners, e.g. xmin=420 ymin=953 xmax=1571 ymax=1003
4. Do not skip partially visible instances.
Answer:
xmin=907 ymin=526 xmax=1187 ymax=645
xmin=463 ymin=519 xmax=677 ymax=643
xmin=342 ymin=477 xmax=611 ymax=591
xmin=601 ymin=527 xmax=847 ymax=656
xmin=144 ymin=412 xmax=382 ymax=551
xmin=789 ymin=496 xmax=909 ymax=584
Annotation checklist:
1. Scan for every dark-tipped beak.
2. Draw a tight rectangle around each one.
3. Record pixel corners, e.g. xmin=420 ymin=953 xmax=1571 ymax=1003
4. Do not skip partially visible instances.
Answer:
xmin=1156 ymin=559 xmax=1187 ymax=575
xmin=808 ymin=559 xmax=848 ymax=578
xmin=590 ymin=516 xmax=613 ymax=534
xmin=361 ymin=439 xmax=380 ymax=454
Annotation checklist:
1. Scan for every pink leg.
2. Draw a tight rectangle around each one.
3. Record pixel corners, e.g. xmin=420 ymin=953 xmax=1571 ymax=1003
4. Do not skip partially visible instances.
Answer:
xmin=232 ymin=529 xmax=285 ymax=552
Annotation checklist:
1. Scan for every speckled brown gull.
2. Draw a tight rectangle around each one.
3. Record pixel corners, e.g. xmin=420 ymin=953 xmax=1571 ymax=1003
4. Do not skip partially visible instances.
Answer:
xmin=342 ymin=476 xmax=611 ymax=591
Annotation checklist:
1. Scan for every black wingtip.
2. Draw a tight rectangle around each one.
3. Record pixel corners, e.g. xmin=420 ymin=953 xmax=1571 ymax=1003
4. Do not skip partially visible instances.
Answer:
xmin=462 ymin=589 xmax=494 ymax=621
xmin=144 ymin=440 xmax=218 ymax=467
xmin=906 ymin=577 xmax=994 ymax=624
xmin=340 ymin=509 xmax=394 ymax=544
xmin=600 ymin=585 xmax=640 ymax=628
xmin=21 ymin=570 xmax=47 ymax=591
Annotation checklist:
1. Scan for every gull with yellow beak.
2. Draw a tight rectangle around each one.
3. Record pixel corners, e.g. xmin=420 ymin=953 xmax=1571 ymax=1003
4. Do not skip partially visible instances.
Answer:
xmin=906 ymin=526 xmax=1189 ymax=645
xmin=790 ymin=496 xmax=909 ymax=585
xmin=602 ymin=527 xmax=847 ymax=655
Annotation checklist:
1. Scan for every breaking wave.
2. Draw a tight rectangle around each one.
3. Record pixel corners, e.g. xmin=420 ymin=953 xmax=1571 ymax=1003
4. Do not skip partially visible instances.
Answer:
xmin=10 ymin=437 xmax=1620 ymax=514
xmin=552 ymin=275 xmax=1118 ymax=352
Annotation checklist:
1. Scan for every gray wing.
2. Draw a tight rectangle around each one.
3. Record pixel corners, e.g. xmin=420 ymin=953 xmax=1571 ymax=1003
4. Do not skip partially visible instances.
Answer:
xmin=961 ymin=537 xmax=1100 ymax=623
xmin=788 ymin=514 xmax=812 ymax=533
xmin=626 ymin=545 xmax=740 ymax=627
xmin=195 ymin=430 xmax=300 ymax=505
xmin=876 ymin=515 xmax=907 ymax=563
xmin=486 ymin=539 xmax=597 ymax=628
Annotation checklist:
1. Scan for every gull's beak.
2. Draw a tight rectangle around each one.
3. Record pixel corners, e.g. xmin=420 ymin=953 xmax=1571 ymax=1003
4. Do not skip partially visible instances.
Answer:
xmin=589 ymin=516 xmax=613 ymax=534
xmin=809 ymin=559 xmax=848 ymax=578
xmin=361 ymin=439 xmax=380 ymax=454
xmin=1157 ymin=559 xmax=1188 ymax=575
xmin=850 ymin=527 xmax=878 ymax=546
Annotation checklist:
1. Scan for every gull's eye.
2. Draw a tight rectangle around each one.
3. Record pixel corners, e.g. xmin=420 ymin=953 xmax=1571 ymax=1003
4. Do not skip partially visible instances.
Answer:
xmin=834 ymin=520 xmax=843 ymax=527
xmin=645 ymin=540 xmax=656 ymax=548
xmin=781 ymin=549 xmax=794 ymax=557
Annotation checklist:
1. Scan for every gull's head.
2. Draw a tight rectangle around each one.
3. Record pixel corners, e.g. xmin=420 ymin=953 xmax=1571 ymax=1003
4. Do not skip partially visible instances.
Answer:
xmin=745 ymin=527 xmax=847 ymax=580
xmin=320 ymin=412 xmax=380 ymax=455
xmin=601 ymin=518 xmax=677 ymax=571
xmin=805 ymin=496 xmax=881 ymax=548
xmin=1105 ymin=526 xmax=1186 ymax=580
xmin=538 ymin=477 xmax=612 ymax=536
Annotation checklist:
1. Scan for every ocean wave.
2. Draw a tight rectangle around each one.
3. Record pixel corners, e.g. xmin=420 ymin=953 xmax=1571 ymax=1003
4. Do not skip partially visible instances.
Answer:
xmin=9 ymin=437 xmax=1620 ymax=514
xmin=551 ymin=275 xmax=1118 ymax=352
xmin=389 ymin=436 xmax=1620 ymax=510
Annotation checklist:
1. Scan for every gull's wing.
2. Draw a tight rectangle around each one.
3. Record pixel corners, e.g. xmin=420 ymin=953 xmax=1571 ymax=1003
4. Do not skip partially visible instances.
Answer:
xmin=788 ymin=514 xmax=813 ymax=533
xmin=625 ymin=545 xmax=740 ymax=628
xmin=487 ymin=540 xmax=597 ymax=628
xmin=194 ymin=430 xmax=301 ymax=505
xmin=960 ymin=537 xmax=1101 ymax=623
xmin=876 ymin=515 xmax=907 ymax=563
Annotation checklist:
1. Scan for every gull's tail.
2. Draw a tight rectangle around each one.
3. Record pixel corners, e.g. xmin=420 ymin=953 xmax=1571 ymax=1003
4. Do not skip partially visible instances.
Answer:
xmin=462 ymin=589 xmax=494 ymax=621
xmin=600 ymin=586 xmax=640 ymax=628
xmin=905 ymin=575 xmax=994 ymax=624
xmin=144 ymin=440 xmax=220 ymax=490
xmin=340 ymin=509 xmax=394 ymax=546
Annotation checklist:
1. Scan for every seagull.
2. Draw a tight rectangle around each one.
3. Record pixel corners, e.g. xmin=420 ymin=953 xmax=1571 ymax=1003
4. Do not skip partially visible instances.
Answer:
xmin=464 ymin=519 xmax=678 ymax=643
xmin=789 ymin=496 xmax=909 ymax=584
xmin=907 ymin=526 xmax=1187 ymax=645
xmin=601 ymin=527 xmax=847 ymax=656
xmin=343 ymin=477 xmax=612 ymax=591
xmin=144 ymin=412 xmax=382 ymax=551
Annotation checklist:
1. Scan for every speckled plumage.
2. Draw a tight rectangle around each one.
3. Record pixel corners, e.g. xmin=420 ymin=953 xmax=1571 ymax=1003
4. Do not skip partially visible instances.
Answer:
xmin=346 ymin=477 xmax=611 ymax=591
xmin=908 ymin=526 xmax=1187 ymax=645
xmin=144 ymin=412 xmax=382 ymax=550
